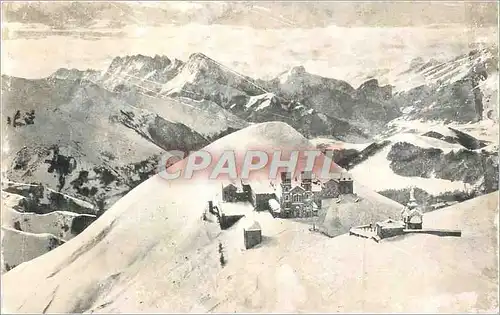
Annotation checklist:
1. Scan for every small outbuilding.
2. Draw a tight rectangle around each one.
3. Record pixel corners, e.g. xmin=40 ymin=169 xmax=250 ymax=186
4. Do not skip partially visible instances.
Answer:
xmin=244 ymin=221 xmax=262 ymax=249
xmin=375 ymin=219 xmax=405 ymax=239
xmin=406 ymin=209 xmax=423 ymax=229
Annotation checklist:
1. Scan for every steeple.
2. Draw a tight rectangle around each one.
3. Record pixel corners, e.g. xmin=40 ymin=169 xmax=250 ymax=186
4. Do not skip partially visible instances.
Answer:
xmin=407 ymin=186 xmax=418 ymax=210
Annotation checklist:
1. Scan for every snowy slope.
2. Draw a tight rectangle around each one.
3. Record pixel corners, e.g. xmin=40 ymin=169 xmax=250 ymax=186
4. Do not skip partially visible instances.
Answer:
xmin=3 ymin=122 xmax=497 ymax=313
xmin=349 ymin=131 xmax=498 ymax=195
xmin=1 ymin=190 xmax=96 ymax=271
xmin=1 ymin=199 xmax=96 ymax=242
xmin=1 ymin=227 xmax=65 ymax=273
xmin=0 ymin=123 xmax=398 ymax=311
xmin=1 ymin=168 xmax=497 ymax=312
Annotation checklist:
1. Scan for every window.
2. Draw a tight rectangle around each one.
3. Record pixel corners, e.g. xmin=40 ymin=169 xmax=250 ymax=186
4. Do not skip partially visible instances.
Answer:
xmin=285 ymin=195 xmax=289 ymax=201
xmin=293 ymin=194 xmax=302 ymax=203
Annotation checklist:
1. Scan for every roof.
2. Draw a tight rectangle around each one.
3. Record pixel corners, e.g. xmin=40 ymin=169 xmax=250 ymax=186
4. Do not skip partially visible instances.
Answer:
xmin=407 ymin=201 xmax=419 ymax=209
xmin=251 ymin=181 xmax=276 ymax=194
xmin=268 ymin=199 xmax=280 ymax=212
xmin=408 ymin=208 xmax=423 ymax=218
xmin=219 ymin=201 xmax=253 ymax=216
xmin=376 ymin=219 xmax=405 ymax=229
xmin=222 ymin=183 xmax=238 ymax=191
xmin=244 ymin=220 xmax=261 ymax=231
xmin=312 ymin=183 xmax=322 ymax=192
xmin=322 ymin=172 xmax=353 ymax=182
xmin=409 ymin=215 xmax=423 ymax=224
xmin=290 ymin=185 xmax=306 ymax=193
xmin=222 ymin=180 xmax=243 ymax=191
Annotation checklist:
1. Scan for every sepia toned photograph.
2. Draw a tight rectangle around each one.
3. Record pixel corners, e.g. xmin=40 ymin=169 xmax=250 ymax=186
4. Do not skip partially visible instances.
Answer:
xmin=1 ymin=1 xmax=498 ymax=313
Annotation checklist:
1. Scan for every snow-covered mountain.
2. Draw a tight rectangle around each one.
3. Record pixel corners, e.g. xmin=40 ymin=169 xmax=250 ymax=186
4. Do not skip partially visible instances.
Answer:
xmin=391 ymin=46 xmax=498 ymax=123
xmin=0 ymin=72 xmax=244 ymax=262
xmin=314 ymin=125 xmax=498 ymax=210
xmin=1 ymin=190 xmax=96 ymax=272
xmin=1 ymin=45 xmax=498 ymax=269
xmin=1 ymin=122 xmax=497 ymax=311
xmin=103 ymin=53 xmax=372 ymax=142
xmin=98 ymin=47 xmax=497 ymax=142
xmin=100 ymin=54 xmax=184 ymax=94
xmin=260 ymin=67 xmax=399 ymax=134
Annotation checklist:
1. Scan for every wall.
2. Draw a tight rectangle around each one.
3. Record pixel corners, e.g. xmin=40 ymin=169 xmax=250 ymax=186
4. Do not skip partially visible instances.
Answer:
xmin=322 ymin=181 xmax=340 ymax=198
xmin=244 ymin=229 xmax=262 ymax=249
xmin=378 ymin=226 xmax=405 ymax=238
xmin=255 ymin=193 xmax=276 ymax=211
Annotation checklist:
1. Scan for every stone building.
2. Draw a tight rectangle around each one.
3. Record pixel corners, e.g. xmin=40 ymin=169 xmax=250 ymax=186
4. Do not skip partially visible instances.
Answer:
xmin=244 ymin=221 xmax=262 ymax=249
xmin=218 ymin=171 xmax=354 ymax=219
xmin=249 ymin=182 xmax=277 ymax=211
xmin=222 ymin=181 xmax=249 ymax=202
xmin=375 ymin=219 xmax=406 ymax=238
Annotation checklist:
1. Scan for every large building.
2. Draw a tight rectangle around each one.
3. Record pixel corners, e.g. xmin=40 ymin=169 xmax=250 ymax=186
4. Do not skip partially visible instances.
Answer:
xmin=277 ymin=171 xmax=318 ymax=218
xmin=219 ymin=171 xmax=354 ymax=219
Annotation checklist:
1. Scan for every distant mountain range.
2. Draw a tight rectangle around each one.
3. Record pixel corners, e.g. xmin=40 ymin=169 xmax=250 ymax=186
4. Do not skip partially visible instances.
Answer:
xmin=3 ymin=2 xmax=497 ymax=29
xmin=1 ymin=44 xmax=498 ymax=269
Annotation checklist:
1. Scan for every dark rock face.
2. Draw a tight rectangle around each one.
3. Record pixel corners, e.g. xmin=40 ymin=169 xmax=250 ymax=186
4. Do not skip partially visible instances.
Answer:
xmin=317 ymin=140 xmax=392 ymax=170
xmin=70 ymin=215 xmax=97 ymax=235
xmin=7 ymin=109 xmax=36 ymax=127
xmin=3 ymin=183 xmax=96 ymax=215
xmin=44 ymin=146 xmax=78 ymax=190
xmin=392 ymin=79 xmax=481 ymax=123
xmin=387 ymin=142 xmax=498 ymax=193
xmin=260 ymin=71 xmax=399 ymax=135
xmin=422 ymin=127 xmax=489 ymax=150
xmin=47 ymin=236 xmax=65 ymax=251
xmin=392 ymin=47 xmax=497 ymax=123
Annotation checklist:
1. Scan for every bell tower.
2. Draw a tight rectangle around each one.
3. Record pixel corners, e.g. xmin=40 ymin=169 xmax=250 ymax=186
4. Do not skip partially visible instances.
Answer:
xmin=301 ymin=171 xmax=312 ymax=192
xmin=407 ymin=186 xmax=418 ymax=210
xmin=280 ymin=172 xmax=292 ymax=215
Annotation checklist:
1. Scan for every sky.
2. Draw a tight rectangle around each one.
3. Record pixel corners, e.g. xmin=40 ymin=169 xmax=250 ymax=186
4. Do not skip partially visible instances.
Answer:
xmin=1 ymin=2 xmax=498 ymax=84
xmin=2 ymin=1 xmax=498 ymax=29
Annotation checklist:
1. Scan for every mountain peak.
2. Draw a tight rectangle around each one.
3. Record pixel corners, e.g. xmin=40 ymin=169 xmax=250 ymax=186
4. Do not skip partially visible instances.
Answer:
xmin=290 ymin=65 xmax=307 ymax=76
xmin=49 ymin=68 xmax=102 ymax=81
xmin=106 ymin=54 xmax=173 ymax=74
xmin=184 ymin=52 xmax=225 ymax=75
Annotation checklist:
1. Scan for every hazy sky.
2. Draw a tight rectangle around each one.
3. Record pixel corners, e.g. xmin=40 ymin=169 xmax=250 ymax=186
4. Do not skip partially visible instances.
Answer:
xmin=2 ymin=1 xmax=498 ymax=29
xmin=1 ymin=2 xmax=498 ymax=84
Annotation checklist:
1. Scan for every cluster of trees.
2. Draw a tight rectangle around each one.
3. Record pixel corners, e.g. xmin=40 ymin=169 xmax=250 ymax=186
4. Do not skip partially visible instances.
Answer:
xmin=6 ymin=109 xmax=35 ymax=127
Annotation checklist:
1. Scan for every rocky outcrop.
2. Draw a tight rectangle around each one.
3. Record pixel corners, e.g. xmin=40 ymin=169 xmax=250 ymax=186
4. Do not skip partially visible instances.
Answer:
xmin=392 ymin=47 xmax=498 ymax=123
xmin=387 ymin=142 xmax=498 ymax=193
xmin=100 ymin=54 xmax=184 ymax=93
xmin=1 ymin=74 xmax=215 ymax=217
xmin=261 ymin=67 xmax=400 ymax=134
xmin=422 ymin=127 xmax=490 ymax=150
